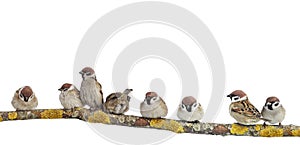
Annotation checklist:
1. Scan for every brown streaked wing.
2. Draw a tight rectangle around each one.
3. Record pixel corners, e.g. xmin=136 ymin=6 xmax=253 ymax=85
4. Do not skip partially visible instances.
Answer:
xmin=96 ymin=81 xmax=104 ymax=104
xmin=231 ymin=100 xmax=261 ymax=117
xmin=160 ymin=98 xmax=168 ymax=115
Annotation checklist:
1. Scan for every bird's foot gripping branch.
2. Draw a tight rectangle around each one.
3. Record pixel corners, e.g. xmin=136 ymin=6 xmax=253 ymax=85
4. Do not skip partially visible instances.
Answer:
xmin=0 ymin=108 xmax=300 ymax=137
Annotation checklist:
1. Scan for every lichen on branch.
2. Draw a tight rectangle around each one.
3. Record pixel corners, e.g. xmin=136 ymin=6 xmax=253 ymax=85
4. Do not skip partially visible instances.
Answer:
xmin=0 ymin=108 xmax=299 ymax=137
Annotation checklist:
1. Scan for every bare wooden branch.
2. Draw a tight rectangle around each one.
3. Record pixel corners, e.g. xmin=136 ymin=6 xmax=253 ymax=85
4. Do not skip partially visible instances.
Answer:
xmin=0 ymin=108 xmax=300 ymax=137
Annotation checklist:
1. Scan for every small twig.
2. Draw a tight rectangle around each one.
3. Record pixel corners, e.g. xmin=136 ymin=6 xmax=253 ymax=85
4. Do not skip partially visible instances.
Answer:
xmin=0 ymin=108 xmax=299 ymax=137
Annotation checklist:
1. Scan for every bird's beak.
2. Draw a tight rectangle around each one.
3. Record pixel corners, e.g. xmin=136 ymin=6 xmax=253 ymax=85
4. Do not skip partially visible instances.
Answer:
xmin=267 ymin=104 xmax=273 ymax=110
xmin=186 ymin=105 xmax=192 ymax=112
xmin=24 ymin=97 xmax=29 ymax=102
xmin=146 ymin=98 xmax=151 ymax=105
xmin=58 ymin=88 xmax=62 ymax=91
xmin=227 ymin=95 xmax=234 ymax=101
xmin=79 ymin=71 xmax=83 ymax=74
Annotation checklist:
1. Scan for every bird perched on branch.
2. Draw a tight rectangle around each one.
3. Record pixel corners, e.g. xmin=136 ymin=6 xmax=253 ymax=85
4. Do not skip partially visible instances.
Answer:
xmin=177 ymin=96 xmax=204 ymax=122
xmin=227 ymin=90 xmax=263 ymax=125
xmin=261 ymin=96 xmax=285 ymax=126
xmin=105 ymin=89 xmax=133 ymax=115
xmin=58 ymin=83 xmax=83 ymax=109
xmin=11 ymin=86 xmax=38 ymax=110
xmin=140 ymin=92 xmax=168 ymax=118
xmin=79 ymin=67 xmax=104 ymax=110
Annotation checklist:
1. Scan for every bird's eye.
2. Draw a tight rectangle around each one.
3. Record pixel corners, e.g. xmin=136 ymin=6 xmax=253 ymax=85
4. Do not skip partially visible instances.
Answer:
xmin=63 ymin=88 xmax=68 ymax=91
xmin=193 ymin=104 xmax=197 ymax=107
xmin=20 ymin=94 xmax=24 ymax=98
xmin=274 ymin=102 xmax=279 ymax=106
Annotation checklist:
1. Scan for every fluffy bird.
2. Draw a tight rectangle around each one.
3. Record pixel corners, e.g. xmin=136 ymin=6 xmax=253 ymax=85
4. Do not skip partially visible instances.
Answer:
xmin=105 ymin=89 xmax=133 ymax=115
xmin=79 ymin=67 xmax=104 ymax=110
xmin=177 ymin=96 xmax=204 ymax=122
xmin=58 ymin=83 xmax=83 ymax=109
xmin=140 ymin=92 xmax=168 ymax=118
xmin=227 ymin=90 xmax=262 ymax=125
xmin=261 ymin=96 xmax=285 ymax=126
xmin=11 ymin=86 xmax=38 ymax=110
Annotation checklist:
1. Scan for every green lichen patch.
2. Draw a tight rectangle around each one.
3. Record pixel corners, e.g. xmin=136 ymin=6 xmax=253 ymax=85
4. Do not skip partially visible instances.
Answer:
xmin=8 ymin=112 xmax=17 ymax=120
xmin=259 ymin=126 xmax=283 ymax=137
xmin=88 ymin=111 xmax=110 ymax=124
xmin=230 ymin=124 xmax=249 ymax=135
xmin=291 ymin=129 xmax=300 ymax=136
xmin=41 ymin=110 xmax=63 ymax=119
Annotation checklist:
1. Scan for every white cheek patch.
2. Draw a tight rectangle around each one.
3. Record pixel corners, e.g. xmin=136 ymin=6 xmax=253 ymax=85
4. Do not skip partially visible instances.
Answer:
xmin=151 ymin=97 xmax=160 ymax=104
xmin=28 ymin=94 xmax=35 ymax=102
xmin=266 ymin=102 xmax=272 ymax=106
xmin=272 ymin=102 xmax=281 ymax=109
xmin=150 ymin=99 xmax=155 ymax=105
xmin=180 ymin=104 xmax=185 ymax=110
xmin=239 ymin=96 xmax=247 ymax=101
xmin=19 ymin=95 xmax=23 ymax=100
xmin=192 ymin=103 xmax=199 ymax=111
xmin=28 ymin=97 xmax=33 ymax=102
xmin=231 ymin=96 xmax=240 ymax=102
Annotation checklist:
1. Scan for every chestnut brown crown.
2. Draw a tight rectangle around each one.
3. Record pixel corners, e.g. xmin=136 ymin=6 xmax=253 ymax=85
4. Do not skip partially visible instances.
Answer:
xmin=21 ymin=86 xmax=33 ymax=97
xmin=266 ymin=96 xmax=280 ymax=103
xmin=80 ymin=67 xmax=95 ymax=75
xmin=182 ymin=96 xmax=197 ymax=105
xmin=58 ymin=83 xmax=72 ymax=91
xmin=227 ymin=90 xmax=247 ymax=98
xmin=145 ymin=92 xmax=158 ymax=98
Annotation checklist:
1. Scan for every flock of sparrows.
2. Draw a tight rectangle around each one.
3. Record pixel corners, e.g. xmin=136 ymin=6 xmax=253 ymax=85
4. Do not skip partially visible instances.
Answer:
xmin=11 ymin=67 xmax=285 ymax=125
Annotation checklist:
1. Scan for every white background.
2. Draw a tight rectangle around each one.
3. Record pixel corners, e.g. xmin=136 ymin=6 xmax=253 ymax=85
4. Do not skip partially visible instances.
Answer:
xmin=0 ymin=0 xmax=300 ymax=145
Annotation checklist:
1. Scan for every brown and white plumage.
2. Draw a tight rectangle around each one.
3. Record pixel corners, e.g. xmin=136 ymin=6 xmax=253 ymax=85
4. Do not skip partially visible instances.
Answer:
xmin=177 ymin=96 xmax=204 ymax=121
xmin=261 ymin=96 xmax=285 ymax=125
xmin=105 ymin=89 xmax=132 ymax=114
xmin=58 ymin=83 xmax=83 ymax=109
xmin=79 ymin=67 xmax=104 ymax=110
xmin=11 ymin=86 xmax=38 ymax=110
xmin=227 ymin=90 xmax=262 ymax=125
xmin=140 ymin=92 xmax=168 ymax=118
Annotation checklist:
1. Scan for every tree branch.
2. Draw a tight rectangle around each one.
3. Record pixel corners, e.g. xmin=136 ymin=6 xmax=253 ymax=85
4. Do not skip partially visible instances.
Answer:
xmin=0 ymin=108 xmax=299 ymax=137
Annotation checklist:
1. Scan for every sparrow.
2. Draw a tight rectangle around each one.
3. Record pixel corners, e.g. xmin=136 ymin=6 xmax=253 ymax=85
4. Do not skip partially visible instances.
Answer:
xmin=140 ymin=92 xmax=168 ymax=118
xmin=79 ymin=67 xmax=104 ymax=110
xmin=105 ymin=89 xmax=133 ymax=115
xmin=261 ymin=96 xmax=285 ymax=126
xmin=227 ymin=90 xmax=262 ymax=125
xmin=177 ymin=96 xmax=204 ymax=122
xmin=58 ymin=83 xmax=83 ymax=109
xmin=11 ymin=86 xmax=38 ymax=110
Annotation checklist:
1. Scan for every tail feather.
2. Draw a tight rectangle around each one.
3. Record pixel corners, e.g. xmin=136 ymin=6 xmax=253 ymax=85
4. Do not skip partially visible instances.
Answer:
xmin=123 ymin=89 xmax=133 ymax=95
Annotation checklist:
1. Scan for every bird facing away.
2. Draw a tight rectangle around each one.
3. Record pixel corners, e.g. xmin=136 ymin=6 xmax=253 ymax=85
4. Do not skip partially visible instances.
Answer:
xmin=227 ymin=90 xmax=262 ymax=125
xmin=58 ymin=83 xmax=83 ymax=109
xmin=261 ymin=96 xmax=285 ymax=126
xmin=140 ymin=92 xmax=168 ymax=118
xmin=79 ymin=67 xmax=104 ymax=110
xmin=11 ymin=86 xmax=38 ymax=110
xmin=105 ymin=89 xmax=133 ymax=115
xmin=177 ymin=96 xmax=204 ymax=122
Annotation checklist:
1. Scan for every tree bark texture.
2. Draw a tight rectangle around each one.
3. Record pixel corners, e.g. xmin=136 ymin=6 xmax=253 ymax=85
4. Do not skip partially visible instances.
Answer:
xmin=0 ymin=108 xmax=299 ymax=137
